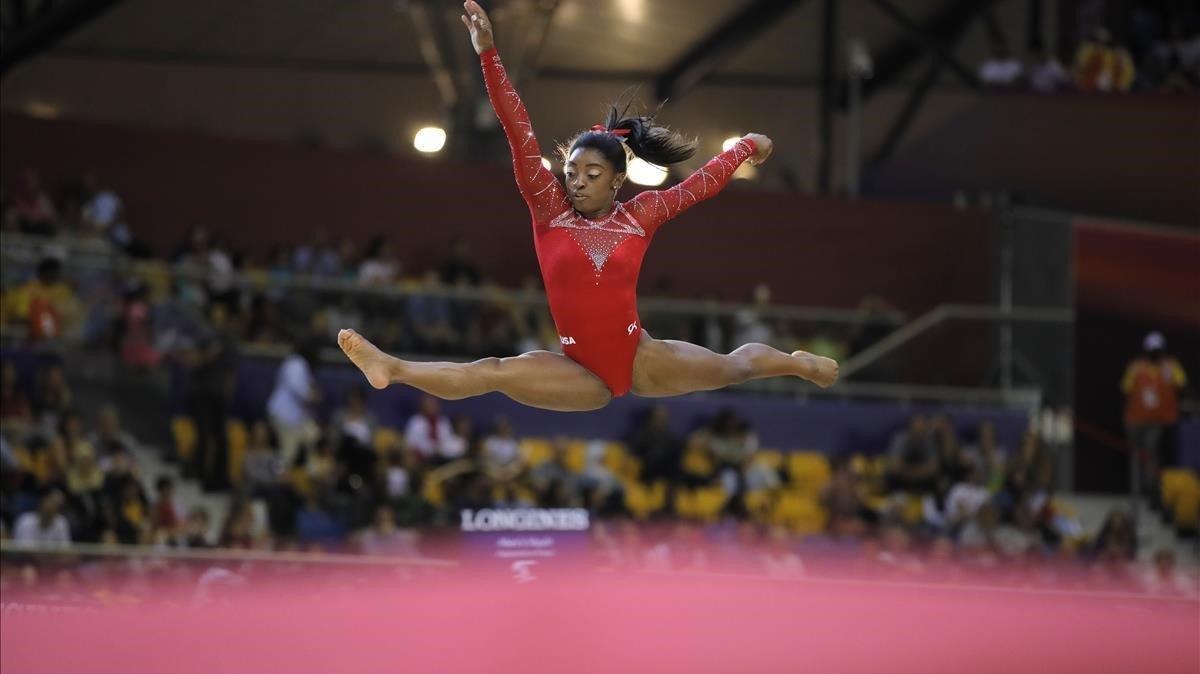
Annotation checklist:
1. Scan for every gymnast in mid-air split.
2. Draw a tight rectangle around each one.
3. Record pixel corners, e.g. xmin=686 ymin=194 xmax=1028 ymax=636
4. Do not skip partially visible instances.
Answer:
xmin=339 ymin=0 xmax=838 ymax=412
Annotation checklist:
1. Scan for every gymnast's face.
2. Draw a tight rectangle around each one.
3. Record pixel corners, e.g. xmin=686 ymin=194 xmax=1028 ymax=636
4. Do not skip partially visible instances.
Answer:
xmin=564 ymin=147 xmax=625 ymax=218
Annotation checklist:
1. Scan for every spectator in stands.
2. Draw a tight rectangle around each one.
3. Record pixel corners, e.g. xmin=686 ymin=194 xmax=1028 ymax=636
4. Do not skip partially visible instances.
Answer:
xmin=181 ymin=506 xmax=212 ymax=548
xmin=293 ymin=228 xmax=337 ymax=276
xmin=708 ymin=409 xmax=758 ymax=497
xmin=33 ymin=362 xmax=73 ymax=433
xmin=357 ymin=235 xmax=400 ymax=286
xmin=944 ymin=461 xmax=991 ymax=530
xmin=978 ymin=42 xmax=1025 ymax=87
xmin=113 ymin=471 xmax=150 ymax=545
xmin=530 ymin=437 xmax=582 ymax=507
xmin=10 ymin=169 xmax=58 ymax=236
xmin=0 ymin=359 xmax=33 ymax=436
xmin=965 ymin=420 xmax=1007 ymax=492
xmin=332 ymin=386 xmax=377 ymax=452
xmin=295 ymin=494 xmax=344 ymax=549
xmin=118 ymin=280 xmax=160 ymax=368
xmin=1074 ymin=27 xmax=1136 ymax=92
xmin=10 ymin=257 xmax=78 ymax=345
xmin=732 ymin=284 xmax=773 ymax=348
xmin=1091 ymin=508 xmax=1136 ymax=562
xmin=403 ymin=395 xmax=455 ymax=462
xmin=13 ymin=490 xmax=71 ymax=548
xmin=188 ymin=306 xmax=239 ymax=491
xmin=438 ymin=415 xmax=473 ymax=463
xmin=1140 ymin=549 xmax=1198 ymax=595
xmin=268 ymin=339 xmax=322 ymax=471
xmin=482 ymin=416 xmax=520 ymax=473
xmin=154 ymin=476 xmax=182 ymax=535
xmin=63 ymin=443 xmax=105 ymax=542
xmin=886 ymin=416 xmax=938 ymax=493
xmin=1122 ymin=331 xmax=1189 ymax=499
xmin=690 ymin=294 xmax=728 ymax=354
xmin=221 ymin=499 xmax=258 ymax=549
xmin=629 ymin=406 xmax=682 ymax=484
xmin=358 ymin=504 xmax=419 ymax=556
xmin=407 ymin=270 xmax=458 ymax=353
xmin=822 ymin=459 xmax=870 ymax=537
xmin=331 ymin=386 xmax=378 ymax=482
xmin=79 ymin=173 xmax=123 ymax=235
xmin=1028 ymin=46 xmax=1072 ymax=92
xmin=333 ymin=237 xmax=359 ymax=280
xmin=439 ymin=236 xmax=483 ymax=287
xmin=242 ymin=421 xmax=282 ymax=495
xmin=931 ymin=416 xmax=968 ymax=483
xmin=88 ymin=405 xmax=138 ymax=462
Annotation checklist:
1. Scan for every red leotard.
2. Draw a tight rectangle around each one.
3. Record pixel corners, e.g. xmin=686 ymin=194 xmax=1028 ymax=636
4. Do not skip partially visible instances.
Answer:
xmin=480 ymin=47 xmax=756 ymax=397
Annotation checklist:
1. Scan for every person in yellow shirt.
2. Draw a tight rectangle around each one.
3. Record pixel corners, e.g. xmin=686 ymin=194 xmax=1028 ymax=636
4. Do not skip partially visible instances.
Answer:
xmin=8 ymin=257 xmax=78 ymax=344
xmin=1122 ymin=331 xmax=1188 ymax=498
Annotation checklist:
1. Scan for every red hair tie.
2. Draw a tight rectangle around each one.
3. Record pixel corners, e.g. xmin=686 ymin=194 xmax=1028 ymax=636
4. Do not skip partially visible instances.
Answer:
xmin=590 ymin=124 xmax=630 ymax=137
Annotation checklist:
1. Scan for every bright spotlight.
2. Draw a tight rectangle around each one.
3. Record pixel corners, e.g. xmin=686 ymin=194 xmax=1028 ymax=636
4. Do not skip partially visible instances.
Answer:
xmin=541 ymin=157 xmax=552 ymax=170
xmin=722 ymin=136 xmax=743 ymax=152
xmin=627 ymin=158 xmax=668 ymax=186
xmin=413 ymin=126 xmax=446 ymax=153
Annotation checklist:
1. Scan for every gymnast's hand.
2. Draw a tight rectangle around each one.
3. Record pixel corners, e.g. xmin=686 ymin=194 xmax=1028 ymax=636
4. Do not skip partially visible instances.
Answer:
xmin=461 ymin=0 xmax=494 ymax=55
xmin=742 ymin=133 xmax=773 ymax=166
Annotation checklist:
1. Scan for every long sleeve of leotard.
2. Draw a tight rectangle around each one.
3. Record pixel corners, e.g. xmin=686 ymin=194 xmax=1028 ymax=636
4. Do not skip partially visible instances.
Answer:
xmin=479 ymin=47 xmax=568 ymax=225
xmin=627 ymin=138 xmax=757 ymax=234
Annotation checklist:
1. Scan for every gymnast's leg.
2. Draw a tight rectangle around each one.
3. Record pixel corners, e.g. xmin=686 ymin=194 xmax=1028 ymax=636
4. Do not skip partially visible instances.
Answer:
xmin=630 ymin=332 xmax=838 ymax=398
xmin=338 ymin=329 xmax=612 ymax=412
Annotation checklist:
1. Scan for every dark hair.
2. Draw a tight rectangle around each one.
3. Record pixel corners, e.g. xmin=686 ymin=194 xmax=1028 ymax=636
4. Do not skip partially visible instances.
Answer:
xmin=560 ymin=98 xmax=697 ymax=173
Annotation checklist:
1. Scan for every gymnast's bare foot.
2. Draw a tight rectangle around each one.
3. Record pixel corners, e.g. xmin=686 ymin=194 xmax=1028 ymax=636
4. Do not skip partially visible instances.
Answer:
xmin=792 ymin=350 xmax=839 ymax=388
xmin=338 ymin=329 xmax=397 ymax=390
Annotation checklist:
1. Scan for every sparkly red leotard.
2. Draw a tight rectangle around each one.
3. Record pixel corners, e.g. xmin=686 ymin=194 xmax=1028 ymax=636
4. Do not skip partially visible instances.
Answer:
xmin=481 ymin=47 xmax=756 ymax=397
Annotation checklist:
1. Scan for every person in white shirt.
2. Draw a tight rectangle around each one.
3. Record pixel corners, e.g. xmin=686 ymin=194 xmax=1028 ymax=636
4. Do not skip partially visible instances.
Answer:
xmin=979 ymin=43 xmax=1025 ymax=87
xmin=14 ymin=491 xmax=71 ymax=549
xmin=403 ymin=395 xmax=455 ymax=461
xmin=482 ymin=416 xmax=520 ymax=471
xmin=267 ymin=342 xmax=322 ymax=469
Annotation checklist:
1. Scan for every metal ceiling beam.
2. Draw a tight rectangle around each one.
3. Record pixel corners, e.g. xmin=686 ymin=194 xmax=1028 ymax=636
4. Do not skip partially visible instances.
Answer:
xmin=406 ymin=0 xmax=459 ymax=106
xmin=817 ymin=0 xmax=837 ymax=194
xmin=869 ymin=10 xmax=976 ymax=167
xmin=845 ymin=0 xmax=998 ymax=107
xmin=1 ymin=0 xmax=125 ymax=77
xmin=655 ymin=0 xmax=807 ymax=104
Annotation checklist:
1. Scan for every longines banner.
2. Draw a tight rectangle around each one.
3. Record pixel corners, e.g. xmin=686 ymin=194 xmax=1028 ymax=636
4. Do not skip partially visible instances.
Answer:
xmin=460 ymin=508 xmax=591 ymax=582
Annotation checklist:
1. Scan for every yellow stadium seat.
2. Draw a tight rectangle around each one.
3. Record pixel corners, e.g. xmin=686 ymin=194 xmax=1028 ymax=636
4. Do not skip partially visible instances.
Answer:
xmin=519 ymin=438 xmax=553 ymax=467
xmin=772 ymin=490 xmax=828 ymax=535
xmin=743 ymin=489 xmax=774 ymax=520
xmin=673 ymin=488 xmax=697 ymax=519
xmin=603 ymin=442 xmax=627 ymax=473
xmin=226 ymin=419 xmax=248 ymax=484
xmin=787 ymin=452 xmax=832 ymax=495
xmin=373 ymin=427 xmax=401 ymax=454
xmin=564 ymin=440 xmax=587 ymax=473
xmin=755 ymin=449 xmax=784 ymax=471
xmin=681 ymin=445 xmax=714 ymax=478
xmin=624 ymin=481 xmax=666 ymax=520
xmin=849 ymin=454 xmax=869 ymax=475
xmin=171 ymin=417 xmax=197 ymax=464
xmin=692 ymin=485 xmax=728 ymax=522
xmin=1171 ymin=471 xmax=1199 ymax=531
xmin=1161 ymin=468 xmax=1192 ymax=510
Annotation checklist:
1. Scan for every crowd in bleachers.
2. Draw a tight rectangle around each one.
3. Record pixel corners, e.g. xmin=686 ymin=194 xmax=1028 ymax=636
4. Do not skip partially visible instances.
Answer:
xmin=2 ymin=168 xmax=877 ymax=366
xmin=978 ymin=8 xmax=1200 ymax=94
xmin=5 ymin=360 xmax=1197 ymax=595
xmin=0 ymin=356 xmax=208 ymax=550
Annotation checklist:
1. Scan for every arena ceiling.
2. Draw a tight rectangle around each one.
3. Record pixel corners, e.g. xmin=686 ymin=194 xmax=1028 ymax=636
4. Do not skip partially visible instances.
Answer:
xmin=2 ymin=0 xmax=1034 ymax=191
xmin=19 ymin=0 xmax=1024 ymax=89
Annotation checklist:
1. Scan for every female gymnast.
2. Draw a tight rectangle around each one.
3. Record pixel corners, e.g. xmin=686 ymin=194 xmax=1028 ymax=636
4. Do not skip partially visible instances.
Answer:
xmin=338 ymin=0 xmax=838 ymax=412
